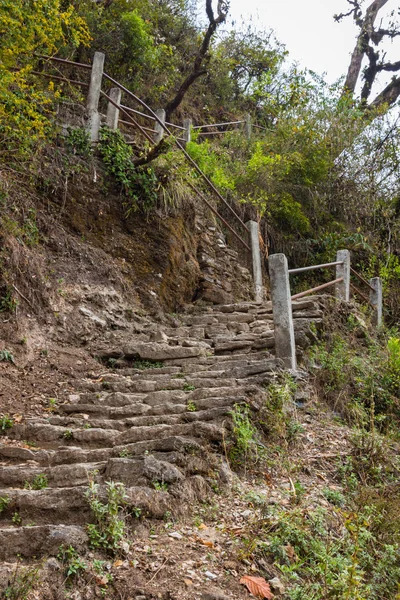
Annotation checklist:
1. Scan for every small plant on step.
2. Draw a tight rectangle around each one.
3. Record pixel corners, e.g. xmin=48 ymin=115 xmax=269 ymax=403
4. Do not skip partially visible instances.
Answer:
xmin=85 ymin=480 xmax=128 ymax=554
xmin=183 ymin=383 xmax=196 ymax=392
xmin=0 ymin=415 xmax=14 ymax=434
xmin=63 ymin=429 xmax=74 ymax=440
xmin=12 ymin=512 xmax=22 ymax=526
xmin=132 ymin=359 xmax=164 ymax=370
xmin=229 ymin=403 xmax=259 ymax=469
xmin=47 ymin=398 xmax=57 ymax=412
xmin=3 ymin=558 xmax=41 ymax=600
xmin=0 ymin=350 xmax=14 ymax=363
xmin=0 ymin=495 xmax=10 ymax=514
xmin=153 ymin=481 xmax=168 ymax=492
xmin=187 ymin=401 xmax=197 ymax=412
xmin=24 ymin=473 xmax=48 ymax=490
xmin=57 ymin=545 xmax=88 ymax=580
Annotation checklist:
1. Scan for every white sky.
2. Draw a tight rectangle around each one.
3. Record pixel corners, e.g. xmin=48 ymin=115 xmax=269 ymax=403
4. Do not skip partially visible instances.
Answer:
xmin=226 ymin=0 xmax=400 ymax=86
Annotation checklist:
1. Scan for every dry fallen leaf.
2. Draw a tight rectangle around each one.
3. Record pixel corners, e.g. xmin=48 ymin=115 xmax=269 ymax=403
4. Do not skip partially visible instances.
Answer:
xmin=194 ymin=535 xmax=214 ymax=548
xmin=113 ymin=559 xmax=123 ymax=568
xmin=198 ymin=523 xmax=208 ymax=530
xmin=240 ymin=575 xmax=274 ymax=599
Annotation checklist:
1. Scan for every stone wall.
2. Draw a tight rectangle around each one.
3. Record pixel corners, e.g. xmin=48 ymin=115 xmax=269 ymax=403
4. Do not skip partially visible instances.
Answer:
xmin=195 ymin=220 xmax=254 ymax=305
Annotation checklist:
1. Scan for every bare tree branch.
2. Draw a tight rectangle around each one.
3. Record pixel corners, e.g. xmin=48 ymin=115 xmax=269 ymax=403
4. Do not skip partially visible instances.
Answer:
xmin=164 ymin=0 xmax=229 ymax=119
xmin=369 ymin=74 xmax=400 ymax=109
xmin=343 ymin=0 xmax=390 ymax=94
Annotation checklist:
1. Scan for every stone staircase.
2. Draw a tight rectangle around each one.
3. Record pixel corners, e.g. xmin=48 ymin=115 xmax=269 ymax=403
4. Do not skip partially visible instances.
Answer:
xmin=0 ymin=298 xmax=322 ymax=561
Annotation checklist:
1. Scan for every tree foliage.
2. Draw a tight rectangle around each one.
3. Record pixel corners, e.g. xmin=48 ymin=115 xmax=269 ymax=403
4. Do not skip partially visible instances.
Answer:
xmin=0 ymin=0 xmax=90 ymax=152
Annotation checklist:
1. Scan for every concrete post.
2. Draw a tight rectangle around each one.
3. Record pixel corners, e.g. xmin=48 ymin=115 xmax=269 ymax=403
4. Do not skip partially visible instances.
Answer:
xmin=246 ymin=220 xmax=263 ymax=302
xmin=335 ymin=249 xmax=350 ymax=302
xmin=106 ymin=87 xmax=122 ymax=130
xmin=183 ymin=118 xmax=192 ymax=144
xmin=154 ymin=109 xmax=166 ymax=143
xmin=244 ymin=114 xmax=252 ymax=140
xmin=87 ymin=51 xmax=105 ymax=142
xmin=369 ymin=277 xmax=383 ymax=327
xmin=269 ymin=253 xmax=297 ymax=370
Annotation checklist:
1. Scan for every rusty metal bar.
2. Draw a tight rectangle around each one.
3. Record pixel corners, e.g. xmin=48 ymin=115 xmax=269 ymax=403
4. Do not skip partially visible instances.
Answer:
xmin=119 ymin=119 xmax=156 ymax=134
xmin=198 ymin=131 xmax=227 ymax=136
xmin=30 ymin=71 xmax=89 ymax=87
xmin=350 ymin=282 xmax=373 ymax=306
xmin=193 ymin=120 xmax=245 ymax=129
xmin=291 ymin=277 xmax=343 ymax=300
xmin=350 ymin=267 xmax=375 ymax=292
xmin=289 ymin=260 xmax=344 ymax=275
xmin=35 ymin=54 xmax=92 ymax=70
xmin=103 ymin=72 xmax=249 ymax=234
xmin=120 ymin=105 xmax=156 ymax=121
xmin=186 ymin=180 xmax=250 ymax=252
xmin=165 ymin=121 xmax=185 ymax=130
xmin=100 ymin=90 xmax=154 ymax=145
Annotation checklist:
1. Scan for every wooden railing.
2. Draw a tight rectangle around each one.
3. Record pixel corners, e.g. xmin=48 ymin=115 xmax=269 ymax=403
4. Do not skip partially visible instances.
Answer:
xmin=268 ymin=251 xmax=383 ymax=370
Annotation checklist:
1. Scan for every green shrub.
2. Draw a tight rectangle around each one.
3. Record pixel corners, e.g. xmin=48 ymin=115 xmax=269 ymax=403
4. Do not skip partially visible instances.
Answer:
xmin=85 ymin=480 xmax=128 ymax=554
xmin=0 ymin=415 xmax=14 ymax=434
xmin=98 ymin=127 xmax=158 ymax=214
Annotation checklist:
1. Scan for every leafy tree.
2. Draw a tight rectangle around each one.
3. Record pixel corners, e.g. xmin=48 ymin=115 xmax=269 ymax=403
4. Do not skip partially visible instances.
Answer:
xmin=0 ymin=0 xmax=90 ymax=154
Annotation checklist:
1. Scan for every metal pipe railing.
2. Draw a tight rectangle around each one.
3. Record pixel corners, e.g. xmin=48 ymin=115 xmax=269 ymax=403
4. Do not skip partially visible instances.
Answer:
xmin=289 ymin=260 xmax=344 ymax=275
xmin=100 ymin=89 xmax=154 ymax=145
xmin=34 ymin=54 xmax=92 ymax=70
xmin=185 ymin=180 xmax=251 ymax=252
xmin=291 ymin=277 xmax=343 ymax=300
xmin=31 ymin=55 xmax=252 ymax=248
xmin=102 ymin=72 xmax=250 ymax=237
xmin=350 ymin=267 xmax=375 ymax=292
xmin=30 ymin=71 xmax=89 ymax=88
xmin=193 ymin=120 xmax=245 ymax=129
xmin=350 ymin=282 xmax=373 ymax=306
xmin=119 ymin=105 xmax=156 ymax=121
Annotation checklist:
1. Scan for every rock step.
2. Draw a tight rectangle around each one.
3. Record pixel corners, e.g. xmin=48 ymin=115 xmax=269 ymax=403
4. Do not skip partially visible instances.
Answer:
xmin=0 ymin=487 xmax=90 ymax=525
xmin=8 ymin=419 xmax=225 ymax=451
xmin=0 ymin=525 xmax=88 ymax=561
xmin=61 ymin=394 xmax=246 ymax=419
xmin=0 ymin=435 xmax=204 ymax=466
xmin=72 ymin=385 xmax=252 ymax=407
xmin=0 ymin=461 xmax=105 ymax=488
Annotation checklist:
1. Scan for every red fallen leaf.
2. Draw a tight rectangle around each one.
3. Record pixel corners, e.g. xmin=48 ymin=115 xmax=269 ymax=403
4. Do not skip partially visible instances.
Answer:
xmin=240 ymin=575 xmax=274 ymax=599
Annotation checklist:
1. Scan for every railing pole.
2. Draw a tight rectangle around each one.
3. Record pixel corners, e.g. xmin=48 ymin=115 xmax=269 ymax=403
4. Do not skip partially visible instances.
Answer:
xmin=246 ymin=220 xmax=263 ymax=302
xmin=244 ymin=114 xmax=252 ymax=140
xmin=269 ymin=253 xmax=297 ymax=370
xmin=335 ymin=250 xmax=350 ymax=301
xmin=154 ymin=109 xmax=166 ymax=143
xmin=87 ymin=51 xmax=105 ymax=142
xmin=183 ymin=118 xmax=192 ymax=145
xmin=106 ymin=87 xmax=121 ymax=130
xmin=369 ymin=277 xmax=383 ymax=326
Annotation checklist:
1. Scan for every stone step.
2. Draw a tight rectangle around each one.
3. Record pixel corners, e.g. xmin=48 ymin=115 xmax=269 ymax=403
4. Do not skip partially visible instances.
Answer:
xmin=0 ymin=525 xmax=88 ymax=560
xmin=116 ymin=421 xmax=224 ymax=446
xmin=0 ymin=435 xmax=205 ymax=468
xmin=11 ymin=422 xmax=118 ymax=446
xmin=0 ymin=461 xmax=105 ymax=488
xmin=0 ymin=487 xmax=90 ymax=525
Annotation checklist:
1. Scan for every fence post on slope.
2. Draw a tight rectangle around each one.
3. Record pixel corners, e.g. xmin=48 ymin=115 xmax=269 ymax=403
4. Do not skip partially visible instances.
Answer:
xmin=246 ymin=220 xmax=263 ymax=302
xmin=154 ymin=109 xmax=166 ymax=143
xmin=244 ymin=114 xmax=252 ymax=140
xmin=106 ymin=87 xmax=122 ymax=130
xmin=335 ymin=249 xmax=350 ymax=302
xmin=87 ymin=51 xmax=105 ymax=142
xmin=183 ymin=118 xmax=192 ymax=145
xmin=269 ymin=253 xmax=297 ymax=370
xmin=369 ymin=277 xmax=383 ymax=327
